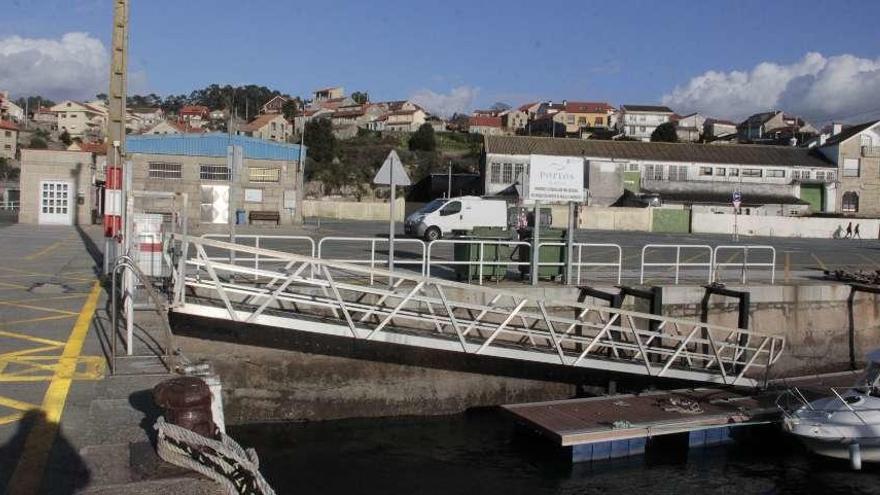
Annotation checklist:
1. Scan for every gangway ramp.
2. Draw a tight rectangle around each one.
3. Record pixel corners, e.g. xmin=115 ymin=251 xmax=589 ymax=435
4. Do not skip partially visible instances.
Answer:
xmin=168 ymin=235 xmax=784 ymax=387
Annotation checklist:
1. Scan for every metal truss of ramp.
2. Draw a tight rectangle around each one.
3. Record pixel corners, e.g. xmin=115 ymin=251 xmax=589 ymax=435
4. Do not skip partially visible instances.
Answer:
xmin=169 ymin=235 xmax=785 ymax=387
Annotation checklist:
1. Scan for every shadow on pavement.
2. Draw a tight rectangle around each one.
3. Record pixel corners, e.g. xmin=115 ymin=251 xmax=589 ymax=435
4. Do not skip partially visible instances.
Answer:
xmin=0 ymin=410 xmax=90 ymax=494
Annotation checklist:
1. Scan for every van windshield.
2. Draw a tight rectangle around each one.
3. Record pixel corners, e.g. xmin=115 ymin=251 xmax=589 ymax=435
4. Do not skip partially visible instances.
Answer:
xmin=417 ymin=199 xmax=446 ymax=214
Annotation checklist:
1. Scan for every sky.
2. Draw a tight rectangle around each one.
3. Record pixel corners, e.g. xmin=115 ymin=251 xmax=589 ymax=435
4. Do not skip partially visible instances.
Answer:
xmin=1 ymin=0 xmax=879 ymax=124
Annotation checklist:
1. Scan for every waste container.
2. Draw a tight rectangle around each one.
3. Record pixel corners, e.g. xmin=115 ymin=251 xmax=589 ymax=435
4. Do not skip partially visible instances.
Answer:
xmin=518 ymin=228 xmax=567 ymax=280
xmin=453 ymin=235 xmax=514 ymax=282
xmin=236 ymin=209 xmax=247 ymax=225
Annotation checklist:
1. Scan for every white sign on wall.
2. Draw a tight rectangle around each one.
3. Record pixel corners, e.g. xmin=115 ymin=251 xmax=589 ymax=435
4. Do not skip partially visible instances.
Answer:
xmin=527 ymin=154 xmax=585 ymax=202
xmin=244 ymin=188 xmax=263 ymax=203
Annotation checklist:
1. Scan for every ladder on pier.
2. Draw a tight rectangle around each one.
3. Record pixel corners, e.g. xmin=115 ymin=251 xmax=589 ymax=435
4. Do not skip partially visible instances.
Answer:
xmin=167 ymin=235 xmax=784 ymax=388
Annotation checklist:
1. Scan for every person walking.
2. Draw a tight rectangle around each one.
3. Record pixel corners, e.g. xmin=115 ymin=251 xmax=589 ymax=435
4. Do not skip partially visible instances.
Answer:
xmin=845 ymin=222 xmax=853 ymax=239
xmin=854 ymin=223 xmax=862 ymax=239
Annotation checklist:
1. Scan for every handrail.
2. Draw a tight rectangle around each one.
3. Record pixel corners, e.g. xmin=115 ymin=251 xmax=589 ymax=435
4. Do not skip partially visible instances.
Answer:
xmin=640 ymin=244 xmax=714 ymax=284
xmin=713 ymin=245 xmax=776 ymax=284
xmin=170 ymin=234 xmax=786 ymax=387
xmin=538 ymin=242 xmax=623 ymax=284
xmin=110 ymin=256 xmax=174 ymax=375
xmin=318 ymin=236 xmax=427 ymax=283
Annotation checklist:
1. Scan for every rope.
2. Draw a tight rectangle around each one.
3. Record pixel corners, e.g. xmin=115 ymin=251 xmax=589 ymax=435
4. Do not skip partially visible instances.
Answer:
xmin=154 ymin=417 xmax=276 ymax=495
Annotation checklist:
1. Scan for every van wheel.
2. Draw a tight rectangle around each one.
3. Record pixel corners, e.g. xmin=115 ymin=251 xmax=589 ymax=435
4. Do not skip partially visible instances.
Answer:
xmin=424 ymin=227 xmax=441 ymax=242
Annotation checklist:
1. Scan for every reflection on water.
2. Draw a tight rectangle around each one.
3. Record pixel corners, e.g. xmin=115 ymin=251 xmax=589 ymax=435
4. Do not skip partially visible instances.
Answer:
xmin=229 ymin=409 xmax=880 ymax=495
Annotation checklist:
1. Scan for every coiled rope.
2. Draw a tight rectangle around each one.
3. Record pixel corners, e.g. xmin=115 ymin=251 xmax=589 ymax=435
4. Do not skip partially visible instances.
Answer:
xmin=155 ymin=417 xmax=276 ymax=495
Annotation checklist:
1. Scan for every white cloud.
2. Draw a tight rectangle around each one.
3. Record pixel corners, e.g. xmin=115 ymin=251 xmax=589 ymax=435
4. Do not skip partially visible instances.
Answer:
xmin=410 ymin=85 xmax=478 ymax=117
xmin=661 ymin=52 xmax=880 ymax=124
xmin=0 ymin=32 xmax=110 ymax=101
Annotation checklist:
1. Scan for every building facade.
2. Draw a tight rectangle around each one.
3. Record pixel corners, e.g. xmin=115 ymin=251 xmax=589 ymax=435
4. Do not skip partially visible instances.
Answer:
xmin=51 ymin=100 xmax=106 ymax=138
xmin=819 ymin=121 xmax=880 ymax=216
xmin=126 ymin=134 xmax=306 ymax=227
xmin=618 ymin=105 xmax=675 ymax=141
xmin=0 ymin=120 xmax=18 ymax=160
xmin=483 ymin=135 xmax=837 ymax=213
xmin=19 ymin=149 xmax=97 ymax=225
xmin=238 ymin=114 xmax=293 ymax=142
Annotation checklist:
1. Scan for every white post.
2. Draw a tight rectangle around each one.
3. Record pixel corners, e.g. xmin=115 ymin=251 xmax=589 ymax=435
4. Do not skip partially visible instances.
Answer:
xmin=531 ymin=201 xmax=541 ymax=286
xmin=565 ymin=201 xmax=575 ymax=285
xmin=389 ymin=163 xmax=395 ymax=283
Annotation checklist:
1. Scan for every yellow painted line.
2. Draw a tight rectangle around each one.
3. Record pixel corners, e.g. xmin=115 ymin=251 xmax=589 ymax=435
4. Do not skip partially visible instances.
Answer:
xmin=0 ymin=294 xmax=87 ymax=305
xmin=0 ymin=345 xmax=63 ymax=375
xmin=0 ymin=411 xmax=25 ymax=426
xmin=1 ymin=314 xmax=77 ymax=326
xmin=0 ymin=301 xmax=79 ymax=316
xmin=810 ymin=253 xmax=828 ymax=271
xmin=0 ymin=395 xmax=40 ymax=413
xmin=0 ymin=356 xmax=105 ymax=382
xmin=23 ymin=236 xmax=76 ymax=261
xmin=0 ymin=329 xmax=67 ymax=347
xmin=6 ymin=280 xmax=101 ymax=494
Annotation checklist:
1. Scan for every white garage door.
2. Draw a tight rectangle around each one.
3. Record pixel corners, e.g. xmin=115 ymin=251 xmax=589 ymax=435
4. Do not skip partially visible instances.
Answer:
xmin=38 ymin=181 xmax=73 ymax=225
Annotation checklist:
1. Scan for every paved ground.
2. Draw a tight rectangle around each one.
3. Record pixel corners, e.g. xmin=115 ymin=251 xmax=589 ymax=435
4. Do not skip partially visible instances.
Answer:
xmin=0 ymin=223 xmax=220 ymax=494
xmin=201 ymin=218 xmax=880 ymax=285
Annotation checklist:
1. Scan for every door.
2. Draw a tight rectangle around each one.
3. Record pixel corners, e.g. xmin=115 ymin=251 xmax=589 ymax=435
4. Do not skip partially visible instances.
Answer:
xmin=200 ymin=185 xmax=229 ymax=224
xmin=38 ymin=181 xmax=73 ymax=225
xmin=437 ymin=200 xmax=462 ymax=231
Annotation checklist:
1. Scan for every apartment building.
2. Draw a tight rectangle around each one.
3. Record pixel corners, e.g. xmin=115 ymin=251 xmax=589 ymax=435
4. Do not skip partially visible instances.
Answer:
xmin=819 ymin=120 xmax=880 ymax=216
xmin=0 ymin=120 xmax=18 ymax=160
xmin=618 ymin=105 xmax=675 ymax=141
xmin=51 ymin=100 xmax=107 ymax=138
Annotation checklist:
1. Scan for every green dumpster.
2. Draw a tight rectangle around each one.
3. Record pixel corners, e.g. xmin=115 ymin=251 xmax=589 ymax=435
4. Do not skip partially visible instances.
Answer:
xmin=454 ymin=234 xmax=513 ymax=282
xmin=518 ymin=228 xmax=567 ymax=280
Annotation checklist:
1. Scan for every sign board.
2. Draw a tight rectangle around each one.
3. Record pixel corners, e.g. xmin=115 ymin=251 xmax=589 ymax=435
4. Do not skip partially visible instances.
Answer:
xmin=733 ymin=191 xmax=742 ymax=209
xmin=244 ymin=189 xmax=263 ymax=203
xmin=373 ymin=150 xmax=411 ymax=186
xmin=527 ymin=154 xmax=584 ymax=202
xmin=283 ymin=190 xmax=296 ymax=209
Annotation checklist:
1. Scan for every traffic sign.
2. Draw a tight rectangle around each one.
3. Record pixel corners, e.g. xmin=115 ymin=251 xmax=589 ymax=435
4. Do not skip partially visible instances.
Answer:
xmin=732 ymin=191 xmax=742 ymax=209
xmin=373 ymin=150 xmax=411 ymax=186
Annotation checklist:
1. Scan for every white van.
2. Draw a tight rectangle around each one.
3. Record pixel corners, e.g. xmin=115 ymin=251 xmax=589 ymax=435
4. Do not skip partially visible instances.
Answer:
xmin=405 ymin=196 xmax=508 ymax=241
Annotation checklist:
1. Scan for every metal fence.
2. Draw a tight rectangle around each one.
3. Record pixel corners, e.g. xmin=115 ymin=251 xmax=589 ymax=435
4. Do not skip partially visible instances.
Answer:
xmin=713 ymin=245 xmax=777 ymax=284
xmin=640 ymin=244 xmax=715 ymax=284
xmin=425 ymin=239 xmax=531 ymax=284
xmin=318 ymin=236 xmax=427 ymax=284
xmin=538 ymin=242 xmax=624 ymax=284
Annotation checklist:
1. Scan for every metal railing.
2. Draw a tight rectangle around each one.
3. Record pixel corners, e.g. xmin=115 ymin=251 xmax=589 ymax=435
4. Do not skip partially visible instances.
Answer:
xmin=862 ymin=146 xmax=880 ymax=158
xmin=713 ymin=245 xmax=776 ymax=284
xmin=201 ymin=234 xmax=316 ymax=277
xmin=640 ymin=244 xmax=714 ymax=284
xmin=318 ymin=236 xmax=427 ymax=284
xmin=171 ymin=234 xmax=785 ymax=387
xmin=425 ymin=239 xmax=530 ymax=284
xmin=0 ymin=201 xmax=19 ymax=211
xmin=539 ymin=242 xmax=623 ymax=284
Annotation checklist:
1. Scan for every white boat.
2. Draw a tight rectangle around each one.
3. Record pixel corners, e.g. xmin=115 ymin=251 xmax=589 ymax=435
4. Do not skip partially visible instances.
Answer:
xmin=779 ymin=351 xmax=880 ymax=470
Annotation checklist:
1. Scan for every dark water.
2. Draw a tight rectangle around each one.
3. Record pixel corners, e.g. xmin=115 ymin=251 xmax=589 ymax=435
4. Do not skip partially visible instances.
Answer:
xmin=229 ymin=409 xmax=880 ymax=495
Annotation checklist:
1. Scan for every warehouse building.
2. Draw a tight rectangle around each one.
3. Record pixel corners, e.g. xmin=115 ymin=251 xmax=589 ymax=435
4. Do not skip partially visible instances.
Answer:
xmin=482 ymin=135 xmax=837 ymax=215
xmin=126 ymin=134 xmax=306 ymax=226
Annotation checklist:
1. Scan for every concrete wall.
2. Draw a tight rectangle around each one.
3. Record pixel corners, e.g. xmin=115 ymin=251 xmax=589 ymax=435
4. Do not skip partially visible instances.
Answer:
xmin=692 ymin=212 xmax=880 ymax=239
xmin=19 ymin=149 xmax=94 ymax=225
xmin=303 ymin=197 xmax=405 ymax=221
xmin=652 ymin=208 xmax=690 ymax=233
xmin=577 ymin=206 xmax=652 ymax=231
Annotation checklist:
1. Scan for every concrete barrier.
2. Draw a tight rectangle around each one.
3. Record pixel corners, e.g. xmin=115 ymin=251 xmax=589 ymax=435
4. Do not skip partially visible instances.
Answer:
xmin=577 ymin=206 xmax=652 ymax=231
xmin=303 ymin=198 xmax=406 ymax=221
xmin=692 ymin=212 xmax=880 ymax=239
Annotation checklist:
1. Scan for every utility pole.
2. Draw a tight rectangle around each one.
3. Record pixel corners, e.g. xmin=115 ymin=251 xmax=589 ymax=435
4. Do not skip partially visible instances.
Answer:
xmin=104 ymin=0 xmax=129 ymax=272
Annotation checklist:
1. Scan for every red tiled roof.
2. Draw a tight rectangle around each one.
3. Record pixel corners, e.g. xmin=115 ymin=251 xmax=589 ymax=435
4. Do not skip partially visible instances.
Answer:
xmin=0 ymin=120 xmax=19 ymax=131
xmin=72 ymin=141 xmax=107 ymax=154
xmin=179 ymin=105 xmax=209 ymax=116
xmin=241 ymin=113 xmax=288 ymax=132
xmin=518 ymin=102 xmax=538 ymax=112
xmin=564 ymin=101 xmax=615 ymax=114
xmin=469 ymin=116 xmax=502 ymax=128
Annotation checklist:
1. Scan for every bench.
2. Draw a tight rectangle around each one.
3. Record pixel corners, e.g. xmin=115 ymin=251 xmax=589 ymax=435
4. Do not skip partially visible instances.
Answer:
xmin=248 ymin=210 xmax=281 ymax=225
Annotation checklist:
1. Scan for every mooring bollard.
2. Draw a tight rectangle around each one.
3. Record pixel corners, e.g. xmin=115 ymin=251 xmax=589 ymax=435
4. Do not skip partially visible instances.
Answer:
xmin=153 ymin=376 xmax=217 ymax=439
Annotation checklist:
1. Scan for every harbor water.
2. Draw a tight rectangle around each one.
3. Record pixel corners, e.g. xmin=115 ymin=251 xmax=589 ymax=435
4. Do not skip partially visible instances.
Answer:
xmin=229 ymin=409 xmax=880 ymax=495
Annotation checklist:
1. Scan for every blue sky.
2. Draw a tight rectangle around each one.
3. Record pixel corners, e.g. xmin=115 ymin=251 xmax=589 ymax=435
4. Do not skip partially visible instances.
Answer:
xmin=2 ymin=0 xmax=879 ymax=122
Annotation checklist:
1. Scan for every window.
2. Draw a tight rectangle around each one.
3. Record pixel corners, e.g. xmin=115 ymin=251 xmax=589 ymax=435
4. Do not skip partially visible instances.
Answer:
xmin=566 ymin=115 xmax=575 ymax=124
xmin=3 ymin=144 xmax=10 ymax=150
xmin=639 ymin=126 xmax=646 ymax=133
xmin=843 ymin=158 xmax=860 ymax=177
xmin=699 ymin=167 xmax=713 ymax=176
xmin=802 ymin=171 xmax=810 ymax=180
xmin=742 ymin=169 xmax=762 ymax=177
xmin=644 ymin=164 xmax=654 ymax=179
xmin=594 ymin=117 xmax=604 ymax=126
xmin=669 ymin=165 xmax=687 ymax=181
xmin=490 ymin=163 xmax=501 ymax=183
xmin=200 ymin=164 xmax=230 ymax=181
xmin=792 ymin=170 xmax=801 ymax=180
xmin=816 ymin=171 xmax=825 ymax=181
xmin=842 ymin=191 xmax=859 ymax=213
xmin=766 ymin=169 xmax=785 ymax=178
xmin=501 ymin=163 xmax=513 ymax=183
xmin=861 ymin=134 xmax=873 ymax=147
xmin=639 ymin=116 xmax=646 ymax=122
xmin=826 ymin=171 xmax=835 ymax=181
xmin=147 ymin=161 xmax=182 ymax=179
xmin=652 ymin=164 xmax=663 ymax=180
xmin=577 ymin=117 xmax=586 ymax=125
xmin=627 ymin=163 xmax=640 ymax=172
xmin=729 ymin=168 xmax=739 ymax=177
xmin=440 ymin=201 xmax=461 ymax=216
xmin=513 ymin=163 xmax=524 ymax=181
xmin=248 ymin=167 xmax=280 ymax=182
xmin=628 ymin=126 xmax=635 ymax=134
xmin=715 ymin=167 xmax=726 ymax=176
xmin=3 ymin=131 xmax=10 ymax=137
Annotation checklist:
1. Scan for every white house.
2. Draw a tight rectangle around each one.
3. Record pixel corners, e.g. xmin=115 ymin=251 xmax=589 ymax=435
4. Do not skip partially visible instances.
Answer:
xmin=618 ymin=105 xmax=675 ymax=142
xmin=50 ymin=101 xmax=107 ymax=138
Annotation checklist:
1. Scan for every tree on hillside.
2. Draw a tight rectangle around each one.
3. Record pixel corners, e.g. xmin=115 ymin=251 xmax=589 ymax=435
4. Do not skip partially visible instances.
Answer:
xmin=29 ymin=137 xmax=48 ymax=149
xmin=351 ymin=91 xmax=369 ymax=104
xmin=59 ymin=130 xmax=72 ymax=146
xmin=0 ymin=158 xmax=18 ymax=182
xmin=304 ymin=118 xmax=337 ymax=163
xmin=282 ymin=99 xmax=300 ymax=122
xmin=14 ymin=96 xmax=56 ymax=111
xmin=490 ymin=102 xmax=511 ymax=112
xmin=650 ymin=122 xmax=678 ymax=143
xmin=409 ymin=123 xmax=436 ymax=152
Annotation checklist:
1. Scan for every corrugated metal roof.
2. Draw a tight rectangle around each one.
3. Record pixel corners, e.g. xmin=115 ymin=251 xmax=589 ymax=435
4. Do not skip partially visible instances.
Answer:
xmin=485 ymin=135 xmax=835 ymax=168
xmin=127 ymin=133 xmax=306 ymax=161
